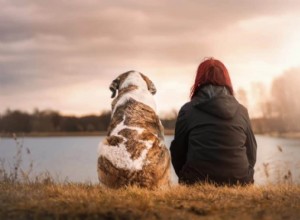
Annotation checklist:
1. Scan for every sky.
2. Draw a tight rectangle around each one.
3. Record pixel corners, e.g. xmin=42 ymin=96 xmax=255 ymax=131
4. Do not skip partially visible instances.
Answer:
xmin=1 ymin=0 xmax=300 ymax=117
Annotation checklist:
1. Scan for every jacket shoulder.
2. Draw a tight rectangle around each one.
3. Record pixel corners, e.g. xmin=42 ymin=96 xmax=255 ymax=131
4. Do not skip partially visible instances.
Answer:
xmin=236 ymin=103 xmax=252 ymax=125
xmin=178 ymin=101 xmax=193 ymax=117
xmin=237 ymin=103 xmax=250 ymax=116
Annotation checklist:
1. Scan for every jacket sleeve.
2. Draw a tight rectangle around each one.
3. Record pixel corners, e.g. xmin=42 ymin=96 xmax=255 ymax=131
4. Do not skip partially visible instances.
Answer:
xmin=170 ymin=104 xmax=189 ymax=176
xmin=244 ymin=110 xmax=257 ymax=169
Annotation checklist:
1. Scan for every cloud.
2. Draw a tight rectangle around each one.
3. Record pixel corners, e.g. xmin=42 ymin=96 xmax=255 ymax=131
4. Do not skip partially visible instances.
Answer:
xmin=1 ymin=0 xmax=300 ymax=115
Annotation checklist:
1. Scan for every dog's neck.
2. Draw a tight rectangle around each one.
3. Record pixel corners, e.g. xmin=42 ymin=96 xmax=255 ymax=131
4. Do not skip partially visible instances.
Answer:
xmin=111 ymin=85 xmax=156 ymax=117
xmin=116 ymin=85 xmax=138 ymax=100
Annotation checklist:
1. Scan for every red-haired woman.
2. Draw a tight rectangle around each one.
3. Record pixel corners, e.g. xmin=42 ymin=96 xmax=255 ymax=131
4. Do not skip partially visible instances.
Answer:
xmin=170 ymin=58 xmax=257 ymax=185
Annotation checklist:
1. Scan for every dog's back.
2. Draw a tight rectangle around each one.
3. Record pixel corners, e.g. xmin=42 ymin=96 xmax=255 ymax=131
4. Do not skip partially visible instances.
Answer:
xmin=97 ymin=71 xmax=170 ymax=189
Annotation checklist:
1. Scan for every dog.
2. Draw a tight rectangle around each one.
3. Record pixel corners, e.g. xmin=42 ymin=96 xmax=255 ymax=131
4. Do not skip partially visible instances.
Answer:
xmin=97 ymin=70 xmax=170 ymax=189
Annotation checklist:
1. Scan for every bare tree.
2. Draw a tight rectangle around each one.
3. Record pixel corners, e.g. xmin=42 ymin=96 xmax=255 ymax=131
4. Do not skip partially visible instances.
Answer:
xmin=251 ymin=82 xmax=273 ymax=118
xmin=271 ymin=68 xmax=300 ymax=131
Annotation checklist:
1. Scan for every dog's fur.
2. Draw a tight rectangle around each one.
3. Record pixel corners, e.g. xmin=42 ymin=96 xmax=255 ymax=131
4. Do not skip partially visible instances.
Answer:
xmin=97 ymin=70 xmax=170 ymax=189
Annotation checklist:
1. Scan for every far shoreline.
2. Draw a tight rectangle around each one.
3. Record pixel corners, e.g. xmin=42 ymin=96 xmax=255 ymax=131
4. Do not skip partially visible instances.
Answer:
xmin=0 ymin=129 xmax=176 ymax=138
xmin=1 ymin=130 xmax=300 ymax=139
xmin=262 ymin=131 xmax=300 ymax=140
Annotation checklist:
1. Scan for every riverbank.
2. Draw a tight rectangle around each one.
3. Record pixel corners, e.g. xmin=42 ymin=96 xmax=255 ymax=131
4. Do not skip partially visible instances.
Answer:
xmin=0 ymin=182 xmax=299 ymax=220
xmin=2 ymin=130 xmax=300 ymax=139
xmin=265 ymin=131 xmax=300 ymax=139
xmin=0 ymin=129 xmax=175 ymax=138
xmin=0 ymin=131 xmax=107 ymax=138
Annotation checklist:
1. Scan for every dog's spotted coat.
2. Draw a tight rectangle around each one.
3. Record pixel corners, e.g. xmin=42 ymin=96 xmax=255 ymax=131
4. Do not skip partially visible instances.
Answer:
xmin=97 ymin=71 xmax=170 ymax=189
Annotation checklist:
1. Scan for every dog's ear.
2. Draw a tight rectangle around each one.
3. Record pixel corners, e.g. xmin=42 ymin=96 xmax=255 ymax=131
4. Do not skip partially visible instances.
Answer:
xmin=141 ymin=73 xmax=157 ymax=95
xmin=109 ymin=78 xmax=120 ymax=98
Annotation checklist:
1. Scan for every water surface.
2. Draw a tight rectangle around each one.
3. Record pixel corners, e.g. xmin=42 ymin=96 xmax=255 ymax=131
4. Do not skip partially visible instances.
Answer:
xmin=0 ymin=135 xmax=299 ymax=185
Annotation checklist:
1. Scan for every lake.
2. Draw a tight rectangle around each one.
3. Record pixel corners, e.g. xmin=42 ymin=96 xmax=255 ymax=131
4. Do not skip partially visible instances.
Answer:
xmin=0 ymin=135 xmax=300 ymax=185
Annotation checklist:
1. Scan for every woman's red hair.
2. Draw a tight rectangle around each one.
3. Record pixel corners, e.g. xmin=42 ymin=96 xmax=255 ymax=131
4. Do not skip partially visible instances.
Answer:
xmin=190 ymin=58 xmax=234 ymax=99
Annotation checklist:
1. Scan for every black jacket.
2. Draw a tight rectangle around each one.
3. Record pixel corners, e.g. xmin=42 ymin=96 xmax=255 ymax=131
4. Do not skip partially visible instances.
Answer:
xmin=170 ymin=85 xmax=257 ymax=185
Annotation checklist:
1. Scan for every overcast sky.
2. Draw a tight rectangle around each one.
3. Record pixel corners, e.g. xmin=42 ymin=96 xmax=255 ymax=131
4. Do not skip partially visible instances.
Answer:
xmin=1 ymin=0 xmax=300 ymax=117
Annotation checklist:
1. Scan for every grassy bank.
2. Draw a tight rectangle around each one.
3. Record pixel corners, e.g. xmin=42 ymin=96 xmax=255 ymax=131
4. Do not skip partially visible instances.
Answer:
xmin=2 ymin=130 xmax=300 ymax=139
xmin=266 ymin=131 xmax=300 ymax=139
xmin=0 ymin=182 xmax=299 ymax=220
xmin=0 ymin=130 xmax=175 ymax=138
xmin=0 ymin=131 xmax=107 ymax=138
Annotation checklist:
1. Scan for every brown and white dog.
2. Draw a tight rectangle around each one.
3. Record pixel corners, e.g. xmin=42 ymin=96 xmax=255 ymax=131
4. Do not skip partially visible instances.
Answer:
xmin=97 ymin=70 xmax=170 ymax=189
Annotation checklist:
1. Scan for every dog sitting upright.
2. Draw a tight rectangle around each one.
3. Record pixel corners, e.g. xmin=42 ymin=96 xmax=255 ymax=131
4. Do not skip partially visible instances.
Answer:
xmin=97 ymin=70 xmax=170 ymax=189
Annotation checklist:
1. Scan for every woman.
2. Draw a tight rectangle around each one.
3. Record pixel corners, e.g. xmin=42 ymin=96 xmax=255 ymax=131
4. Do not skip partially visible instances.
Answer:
xmin=170 ymin=58 xmax=257 ymax=185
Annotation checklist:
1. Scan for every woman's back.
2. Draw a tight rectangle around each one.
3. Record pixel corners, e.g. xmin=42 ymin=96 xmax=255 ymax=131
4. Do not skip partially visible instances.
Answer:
xmin=183 ymin=85 xmax=253 ymax=181
xmin=170 ymin=58 xmax=257 ymax=185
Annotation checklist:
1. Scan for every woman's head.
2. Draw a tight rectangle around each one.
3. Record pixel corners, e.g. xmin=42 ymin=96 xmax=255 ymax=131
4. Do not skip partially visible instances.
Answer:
xmin=190 ymin=58 xmax=233 ymax=99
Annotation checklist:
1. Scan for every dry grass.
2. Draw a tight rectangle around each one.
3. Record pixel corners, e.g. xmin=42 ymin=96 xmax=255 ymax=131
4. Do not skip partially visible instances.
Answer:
xmin=1 ymin=131 xmax=108 ymax=138
xmin=268 ymin=131 xmax=300 ymax=139
xmin=0 ymin=182 xmax=300 ymax=220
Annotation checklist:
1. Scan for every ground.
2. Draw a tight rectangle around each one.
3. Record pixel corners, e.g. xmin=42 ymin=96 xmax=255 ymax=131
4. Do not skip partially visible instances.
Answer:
xmin=0 ymin=182 xmax=299 ymax=220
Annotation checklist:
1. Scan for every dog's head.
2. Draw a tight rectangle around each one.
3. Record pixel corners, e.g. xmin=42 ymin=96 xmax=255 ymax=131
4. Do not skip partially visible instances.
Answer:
xmin=109 ymin=70 xmax=156 ymax=98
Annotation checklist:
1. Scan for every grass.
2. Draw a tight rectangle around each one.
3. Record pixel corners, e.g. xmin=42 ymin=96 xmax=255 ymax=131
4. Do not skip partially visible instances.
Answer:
xmin=267 ymin=131 xmax=300 ymax=139
xmin=0 ymin=131 xmax=108 ymax=138
xmin=0 ymin=130 xmax=175 ymax=137
xmin=1 ymin=182 xmax=300 ymax=220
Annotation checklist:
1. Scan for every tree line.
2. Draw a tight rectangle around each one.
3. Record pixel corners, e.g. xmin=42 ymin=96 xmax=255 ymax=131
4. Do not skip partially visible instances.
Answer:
xmin=0 ymin=109 xmax=111 ymax=133
xmin=0 ymin=109 xmax=176 ymax=134
xmin=239 ymin=68 xmax=300 ymax=134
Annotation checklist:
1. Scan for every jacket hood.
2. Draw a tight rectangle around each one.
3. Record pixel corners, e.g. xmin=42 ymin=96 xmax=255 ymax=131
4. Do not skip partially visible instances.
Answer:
xmin=192 ymin=85 xmax=239 ymax=119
